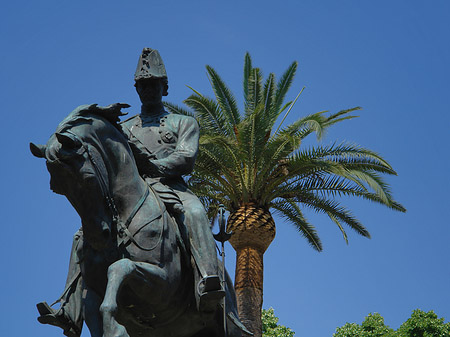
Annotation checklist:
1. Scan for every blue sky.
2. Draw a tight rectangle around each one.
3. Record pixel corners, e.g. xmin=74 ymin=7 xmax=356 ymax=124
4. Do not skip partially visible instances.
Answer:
xmin=1 ymin=1 xmax=449 ymax=336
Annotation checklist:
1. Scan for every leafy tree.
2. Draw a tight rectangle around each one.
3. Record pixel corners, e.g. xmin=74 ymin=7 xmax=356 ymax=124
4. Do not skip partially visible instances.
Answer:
xmin=165 ymin=53 xmax=405 ymax=337
xmin=334 ymin=310 xmax=450 ymax=337
xmin=334 ymin=313 xmax=395 ymax=337
xmin=334 ymin=322 xmax=365 ymax=337
xmin=262 ymin=308 xmax=294 ymax=337
xmin=397 ymin=309 xmax=450 ymax=337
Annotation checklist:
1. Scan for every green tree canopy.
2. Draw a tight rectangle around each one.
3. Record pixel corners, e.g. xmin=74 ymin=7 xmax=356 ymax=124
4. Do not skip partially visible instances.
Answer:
xmin=397 ymin=309 xmax=450 ymax=337
xmin=262 ymin=308 xmax=295 ymax=337
xmin=334 ymin=313 xmax=395 ymax=337
xmin=334 ymin=310 xmax=450 ymax=337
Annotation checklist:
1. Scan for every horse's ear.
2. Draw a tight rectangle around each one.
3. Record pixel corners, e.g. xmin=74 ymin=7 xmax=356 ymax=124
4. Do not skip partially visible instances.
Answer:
xmin=55 ymin=132 xmax=81 ymax=149
xmin=30 ymin=143 xmax=46 ymax=158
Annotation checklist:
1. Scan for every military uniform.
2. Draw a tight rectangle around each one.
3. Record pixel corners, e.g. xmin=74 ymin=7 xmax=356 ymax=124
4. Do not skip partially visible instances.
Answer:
xmin=122 ymin=47 xmax=220 ymax=283
xmin=120 ymin=111 xmax=219 ymax=280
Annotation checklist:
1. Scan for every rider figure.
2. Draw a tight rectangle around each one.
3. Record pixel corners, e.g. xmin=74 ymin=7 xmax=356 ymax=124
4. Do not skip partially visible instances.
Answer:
xmin=37 ymin=48 xmax=224 ymax=337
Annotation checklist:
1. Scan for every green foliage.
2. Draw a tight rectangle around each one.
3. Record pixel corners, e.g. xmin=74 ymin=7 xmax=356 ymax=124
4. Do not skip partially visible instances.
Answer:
xmin=262 ymin=308 xmax=295 ymax=337
xmin=397 ymin=309 xmax=450 ymax=337
xmin=165 ymin=52 xmax=405 ymax=250
xmin=334 ymin=313 xmax=395 ymax=337
xmin=362 ymin=313 xmax=396 ymax=337
xmin=334 ymin=322 xmax=365 ymax=337
xmin=334 ymin=310 xmax=450 ymax=337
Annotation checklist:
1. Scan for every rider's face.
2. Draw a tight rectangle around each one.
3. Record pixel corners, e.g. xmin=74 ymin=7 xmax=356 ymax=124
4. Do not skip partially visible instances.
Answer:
xmin=135 ymin=79 xmax=164 ymax=106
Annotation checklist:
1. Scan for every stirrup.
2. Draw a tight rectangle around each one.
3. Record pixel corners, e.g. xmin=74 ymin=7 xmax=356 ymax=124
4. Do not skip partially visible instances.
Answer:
xmin=198 ymin=275 xmax=221 ymax=293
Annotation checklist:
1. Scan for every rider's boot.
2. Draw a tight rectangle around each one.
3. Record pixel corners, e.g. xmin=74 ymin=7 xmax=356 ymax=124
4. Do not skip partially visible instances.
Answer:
xmin=188 ymin=221 xmax=225 ymax=314
xmin=37 ymin=302 xmax=81 ymax=337
xmin=197 ymin=275 xmax=225 ymax=313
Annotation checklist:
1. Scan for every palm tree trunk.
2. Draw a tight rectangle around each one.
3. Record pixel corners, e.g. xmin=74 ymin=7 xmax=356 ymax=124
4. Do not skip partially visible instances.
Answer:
xmin=227 ymin=203 xmax=276 ymax=337
xmin=234 ymin=246 xmax=265 ymax=337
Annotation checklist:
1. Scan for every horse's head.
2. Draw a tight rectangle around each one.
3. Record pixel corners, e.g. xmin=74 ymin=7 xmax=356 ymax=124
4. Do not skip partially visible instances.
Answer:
xmin=30 ymin=104 xmax=130 ymax=250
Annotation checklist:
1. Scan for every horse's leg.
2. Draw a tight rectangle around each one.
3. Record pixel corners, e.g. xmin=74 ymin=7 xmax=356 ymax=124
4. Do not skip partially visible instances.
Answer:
xmin=100 ymin=258 xmax=168 ymax=337
xmin=83 ymin=285 xmax=103 ymax=337
xmin=100 ymin=259 xmax=134 ymax=337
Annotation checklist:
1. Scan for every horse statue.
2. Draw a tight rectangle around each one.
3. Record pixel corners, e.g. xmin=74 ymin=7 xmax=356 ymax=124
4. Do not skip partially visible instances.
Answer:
xmin=30 ymin=104 xmax=250 ymax=337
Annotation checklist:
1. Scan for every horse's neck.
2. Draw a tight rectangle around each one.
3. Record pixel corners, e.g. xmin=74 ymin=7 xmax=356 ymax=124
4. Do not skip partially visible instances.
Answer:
xmin=104 ymin=145 xmax=148 ymax=220
xmin=112 ymin=175 xmax=147 ymax=219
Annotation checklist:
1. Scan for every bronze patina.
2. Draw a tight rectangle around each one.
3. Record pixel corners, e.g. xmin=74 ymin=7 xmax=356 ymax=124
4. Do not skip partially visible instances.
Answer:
xmin=30 ymin=48 xmax=251 ymax=337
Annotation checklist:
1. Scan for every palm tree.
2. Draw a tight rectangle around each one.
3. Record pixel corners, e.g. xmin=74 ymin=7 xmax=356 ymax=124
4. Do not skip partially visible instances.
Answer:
xmin=164 ymin=53 xmax=405 ymax=337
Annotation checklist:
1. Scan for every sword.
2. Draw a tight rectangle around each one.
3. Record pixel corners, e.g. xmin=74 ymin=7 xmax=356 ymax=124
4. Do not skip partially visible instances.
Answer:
xmin=213 ymin=204 xmax=232 ymax=336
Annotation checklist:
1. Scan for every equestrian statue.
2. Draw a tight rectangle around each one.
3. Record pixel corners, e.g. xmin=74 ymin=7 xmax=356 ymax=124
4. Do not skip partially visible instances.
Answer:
xmin=30 ymin=48 xmax=251 ymax=337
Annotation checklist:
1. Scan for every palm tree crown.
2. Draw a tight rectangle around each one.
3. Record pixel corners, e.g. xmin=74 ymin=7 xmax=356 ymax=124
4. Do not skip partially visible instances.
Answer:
xmin=165 ymin=52 xmax=405 ymax=251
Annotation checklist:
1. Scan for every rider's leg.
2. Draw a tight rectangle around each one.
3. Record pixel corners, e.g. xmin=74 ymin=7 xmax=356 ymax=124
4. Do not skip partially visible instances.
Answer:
xmin=37 ymin=229 xmax=83 ymax=337
xmin=181 ymin=193 xmax=219 ymax=276
xmin=145 ymin=177 xmax=185 ymax=214
xmin=176 ymin=189 xmax=224 ymax=312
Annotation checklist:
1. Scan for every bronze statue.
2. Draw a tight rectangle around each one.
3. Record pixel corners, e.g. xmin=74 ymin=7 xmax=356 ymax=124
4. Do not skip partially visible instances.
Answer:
xmin=30 ymin=48 xmax=251 ymax=337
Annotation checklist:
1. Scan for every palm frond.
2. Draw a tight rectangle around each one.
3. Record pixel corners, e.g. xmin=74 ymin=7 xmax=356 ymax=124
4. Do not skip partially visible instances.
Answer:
xmin=199 ymin=135 xmax=250 ymax=201
xmin=296 ymin=191 xmax=371 ymax=238
xmin=343 ymin=170 xmax=393 ymax=206
xmin=273 ymin=61 xmax=298 ymax=114
xmin=243 ymin=52 xmax=252 ymax=104
xmin=206 ymin=65 xmax=241 ymax=130
xmin=183 ymin=91 xmax=230 ymax=137
xmin=271 ymin=200 xmax=322 ymax=251
xmin=245 ymin=67 xmax=263 ymax=116
xmin=262 ymin=73 xmax=276 ymax=124
xmin=187 ymin=177 xmax=230 ymax=223
xmin=291 ymin=143 xmax=394 ymax=171
xmin=194 ymin=146 xmax=240 ymax=195
xmin=327 ymin=213 xmax=349 ymax=244
xmin=163 ymin=101 xmax=195 ymax=117
xmin=324 ymin=107 xmax=361 ymax=127
xmin=274 ymin=176 xmax=405 ymax=212
xmin=256 ymin=136 xmax=297 ymax=201
xmin=276 ymin=109 xmax=327 ymax=140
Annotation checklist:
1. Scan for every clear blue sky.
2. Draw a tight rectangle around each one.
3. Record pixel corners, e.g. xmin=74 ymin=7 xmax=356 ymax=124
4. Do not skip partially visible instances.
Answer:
xmin=1 ymin=1 xmax=449 ymax=336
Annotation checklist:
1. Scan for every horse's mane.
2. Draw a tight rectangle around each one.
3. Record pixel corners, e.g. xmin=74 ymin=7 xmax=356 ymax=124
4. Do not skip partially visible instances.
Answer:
xmin=56 ymin=103 xmax=130 ymax=134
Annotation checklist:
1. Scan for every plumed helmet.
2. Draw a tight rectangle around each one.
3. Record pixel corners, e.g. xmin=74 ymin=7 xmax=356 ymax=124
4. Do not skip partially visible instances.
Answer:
xmin=134 ymin=48 xmax=168 ymax=81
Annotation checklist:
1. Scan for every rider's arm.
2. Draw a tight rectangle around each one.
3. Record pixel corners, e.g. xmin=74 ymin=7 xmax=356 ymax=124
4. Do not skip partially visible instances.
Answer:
xmin=149 ymin=116 xmax=199 ymax=178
